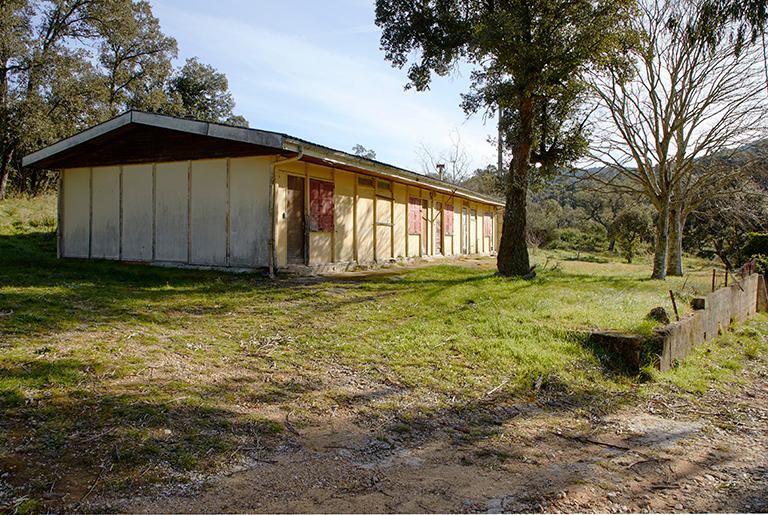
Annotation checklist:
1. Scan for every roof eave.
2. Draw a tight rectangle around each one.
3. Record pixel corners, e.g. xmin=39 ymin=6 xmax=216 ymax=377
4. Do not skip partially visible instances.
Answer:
xmin=284 ymin=138 xmax=505 ymax=207
xmin=22 ymin=112 xmax=133 ymax=168
xmin=22 ymin=111 xmax=286 ymax=168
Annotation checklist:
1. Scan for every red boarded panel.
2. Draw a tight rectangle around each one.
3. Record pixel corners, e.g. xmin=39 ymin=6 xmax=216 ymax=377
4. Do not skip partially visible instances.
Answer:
xmin=309 ymin=179 xmax=334 ymax=232
xmin=408 ymin=197 xmax=422 ymax=235
xmin=484 ymin=211 xmax=493 ymax=237
xmin=445 ymin=203 xmax=454 ymax=236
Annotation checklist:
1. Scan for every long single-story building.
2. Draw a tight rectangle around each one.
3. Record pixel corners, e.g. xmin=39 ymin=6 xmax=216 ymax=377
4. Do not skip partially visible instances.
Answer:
xmin=22 ymin=111 xmax=504 ymax=273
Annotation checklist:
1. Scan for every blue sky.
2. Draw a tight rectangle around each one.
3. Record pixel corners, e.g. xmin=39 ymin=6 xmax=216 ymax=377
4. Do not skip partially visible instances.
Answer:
xmin=150 ymin=0 xmax=497 ymax=173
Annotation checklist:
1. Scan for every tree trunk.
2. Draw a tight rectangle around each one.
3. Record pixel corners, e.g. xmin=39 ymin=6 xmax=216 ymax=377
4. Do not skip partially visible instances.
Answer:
xmin=608 ymin=237 xmax=616 ymax=252
xmin=666 ymin=206 xmax=684 ymax=276
xmin=651 ymin=199 xmax=669 ymax=280
xmin=0 ymin=149 xmax=12 ymax=200
xmin=497 ymin=96 xmax=534 ymax=277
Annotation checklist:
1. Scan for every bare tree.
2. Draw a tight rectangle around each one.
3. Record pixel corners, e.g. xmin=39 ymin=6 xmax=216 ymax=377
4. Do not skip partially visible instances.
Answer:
xmin=351 ymin=144 xmax=376 ymax=160
xmin=686 ymin=176 xmax=768 ymax=269
xmin=415 ymin=129 xmax=469 ymax=183
xmin=588 ymin=0 xmax=767 ymax=279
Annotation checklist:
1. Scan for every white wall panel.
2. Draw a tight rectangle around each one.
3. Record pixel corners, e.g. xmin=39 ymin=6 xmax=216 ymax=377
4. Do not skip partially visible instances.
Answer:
xmin=229 ymin=157 xmax=271 ymax=266
xmin=155 ymin=161 xmax=189 ymax=262
xmin=90 ymin=166 xmax=120 ymax=259
xmin=61 ymin=168 xmax=91 ymax=258
xmin=121 ymin=164 xmax=153 ymax=261
xmin=190 ymin=159 xmax=227 ymax=266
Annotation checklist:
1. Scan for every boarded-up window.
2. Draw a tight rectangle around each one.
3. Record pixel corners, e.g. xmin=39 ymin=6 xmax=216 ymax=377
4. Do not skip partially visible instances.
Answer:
xmin=484 ymin=211 xmax=493 ymax=237
xmin=358 ymin=176 xmax=374 ymax=188
xmin=408 ymin=197 xmax=421 ymax=235
xmin=309 ymin=179 xmax=334 ymax=232
xmin=444 ymin=203 xmax=454 ymax=236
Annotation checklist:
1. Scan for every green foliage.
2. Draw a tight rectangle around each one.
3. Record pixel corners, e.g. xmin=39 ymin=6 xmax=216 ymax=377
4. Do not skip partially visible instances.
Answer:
xmin=375 ymin=0 xmax=633 ymax=275
xmin=743 ymin=231 xmax=768 ymax=275
xmin=550 ymin=227 xmax=608 ymax=253
xmin=613 ymin=207 xmax=653 ymax=263
xmin=92 ymin=0 xmax=178 ymax=115
xmin=743 ymin=232 xmax=768 ymax=258
xmin=684 ymin=168 xmax=768 ymax=269
xmin=164 ymin=57 xmax=247 ymax=127
xmin=0 ymin=0 xmax=247 ymax=199
xmin=460 ymin=165 xmax=505 ymax=197
xmin=751 ymin=254 xmax=768 ymax=276
xmin=526 ymin=198 xmax=562 ymax=247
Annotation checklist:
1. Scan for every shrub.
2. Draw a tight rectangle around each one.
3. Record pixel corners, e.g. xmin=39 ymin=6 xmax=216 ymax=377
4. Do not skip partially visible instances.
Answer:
xmin=743 ymin=233 xmax=768 ymax=260
xmin=548 ymin=227 xmax=607 ymax=252
xmin=752 ymin=254 xmax=768 ymax=276
xmin=614 ymin=207 xmax=653 ymax=263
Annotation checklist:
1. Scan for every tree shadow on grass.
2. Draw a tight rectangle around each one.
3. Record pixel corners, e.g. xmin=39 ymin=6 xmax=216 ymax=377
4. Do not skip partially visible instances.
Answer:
xmin=0 ymin=346 xmax=753 ymax=513
xmin=1 ymin=232 xmax=541 ymax=338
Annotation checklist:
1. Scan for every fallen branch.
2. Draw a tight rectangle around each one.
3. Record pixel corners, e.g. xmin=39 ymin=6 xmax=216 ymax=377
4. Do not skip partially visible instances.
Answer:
xmin=484 ymin=379 xmax=509 ymax=398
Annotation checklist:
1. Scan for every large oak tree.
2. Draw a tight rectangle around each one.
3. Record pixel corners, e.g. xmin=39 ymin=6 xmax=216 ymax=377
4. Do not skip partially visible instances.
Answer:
xmin=0 ymin=0 xmax=247 ymax=199
xmin=375 ymin=0 xmax=633 ymax=276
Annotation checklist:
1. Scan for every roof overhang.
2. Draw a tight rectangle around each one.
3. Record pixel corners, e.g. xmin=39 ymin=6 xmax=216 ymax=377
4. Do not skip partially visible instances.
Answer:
xmin=285 ymin=139 xmax=504 ymax=206
xmin=22 ymin=111 xmax=287 ymax=169
xmin=22 ymin=110 xmax=504 ymax=207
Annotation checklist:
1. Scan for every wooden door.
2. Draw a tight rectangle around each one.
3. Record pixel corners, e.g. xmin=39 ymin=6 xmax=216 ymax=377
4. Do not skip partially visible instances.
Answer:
xmin=286 ymin=175 xmax=305 ymax=264
xmin=434 ymin=202 xmax=442 ymax=255
xmin=420 ymin=199 xmax=429 ymax=255
xmin=470 ymin=209 xmax=477 ymax=254
xmin=375 ymin=195 xmax=393 ymax=261
xmin=461 ymin=207 xmax=469 ymax=254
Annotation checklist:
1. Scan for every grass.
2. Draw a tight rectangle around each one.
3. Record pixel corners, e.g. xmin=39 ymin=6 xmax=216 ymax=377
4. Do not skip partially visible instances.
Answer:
xmin=1 ymin=194 xmax=766 ymax=505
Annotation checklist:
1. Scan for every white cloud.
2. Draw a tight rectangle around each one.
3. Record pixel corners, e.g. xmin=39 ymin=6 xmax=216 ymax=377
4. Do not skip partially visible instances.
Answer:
xmin=152 ymin=1 xmax=497 ymax=172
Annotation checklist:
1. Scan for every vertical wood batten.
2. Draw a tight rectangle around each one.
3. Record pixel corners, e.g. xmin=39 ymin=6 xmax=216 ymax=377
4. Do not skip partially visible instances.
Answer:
xmin=304 ymin=162 xmax=309 ymax=265
xmin=404 ymin=186 xmax=409 ymax=258
xmin=390 ymin=186 xmax=395 ymax=259
xmin=331 ymin=167 xmax=336 ymax=263
xmin=372 ymin=180 xmax=378 ymax=263
xmin=151 ymin=163 xmax=156 ymax=261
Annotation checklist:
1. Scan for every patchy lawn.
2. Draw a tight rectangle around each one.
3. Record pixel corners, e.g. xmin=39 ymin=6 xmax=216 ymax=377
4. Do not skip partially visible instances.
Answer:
xmin=1 ymin=195 xmax=766 ymax=513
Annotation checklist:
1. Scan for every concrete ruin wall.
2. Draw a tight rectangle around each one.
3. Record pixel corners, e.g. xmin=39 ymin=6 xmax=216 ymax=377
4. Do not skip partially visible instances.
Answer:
xmin=589 ymin=274 xmax=766 ymax=373
xmin=656 ymin=273 xmax=763 ymax=372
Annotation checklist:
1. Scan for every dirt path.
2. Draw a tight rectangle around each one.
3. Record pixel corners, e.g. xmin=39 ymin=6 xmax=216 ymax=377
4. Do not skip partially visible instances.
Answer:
xmin=88 ymin=361 xmax=768 ymax=513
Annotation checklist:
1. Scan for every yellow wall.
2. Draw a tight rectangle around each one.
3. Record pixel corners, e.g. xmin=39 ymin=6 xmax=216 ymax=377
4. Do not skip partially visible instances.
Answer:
xmin=376 ymin=194 xmax=393 ymax=261
xmin=334 ymin=171 xmax=356 ymax=262
xmin=357 ymin=183 xmax=375 ymax=263
xmin=393 ymin=183 xmax=406 ymax=259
